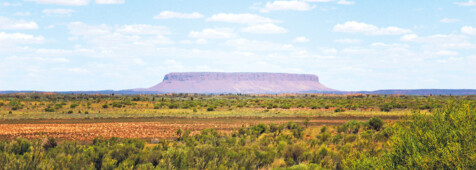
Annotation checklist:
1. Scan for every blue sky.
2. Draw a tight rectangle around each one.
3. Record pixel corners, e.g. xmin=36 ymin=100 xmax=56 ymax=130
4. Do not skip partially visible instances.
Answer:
xmin=0 ymin=0 xmax=475 ymax=91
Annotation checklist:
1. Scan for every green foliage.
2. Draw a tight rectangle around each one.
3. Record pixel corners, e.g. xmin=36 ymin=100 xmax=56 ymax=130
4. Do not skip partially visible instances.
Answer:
xmin=44 ymin=107 xmax=55 ymax=112
xmin=8 ymin=101 xmax=23 ymax=110
xmin=320 ymin=126 xmax=327 ymax=133
xmin=334 ymin=108 xmax=345 ymax=112
xmin=386 ymin=102 xmax=475 ymax=169
xmin=12 ymin=138 xmax=31 ymax=155
xmin=206 ymin=106 xmax=214 ymax=111
xmin=283 ymin=144 xmax=305 ymax=166
xmin=343 ymin=102 xmax=475 ymax=169
xmin=368 ymin=117 xmax=384 ymax=131
xmin=70 ymin=103 xmax=79 ymax=109
xmin=338 ymin=120 xmax=363 ymax=134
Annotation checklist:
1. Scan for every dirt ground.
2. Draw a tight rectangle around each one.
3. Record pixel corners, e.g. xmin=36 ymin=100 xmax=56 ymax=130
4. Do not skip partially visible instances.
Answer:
xmin=0 ymin=116 xmax=400 ymax=142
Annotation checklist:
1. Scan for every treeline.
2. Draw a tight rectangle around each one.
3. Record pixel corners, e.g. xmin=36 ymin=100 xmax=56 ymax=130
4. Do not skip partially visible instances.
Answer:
xmin=0 ymin=102 xmax=473 ymax=169
xmin=1 ymin=93 xmax=474 ymax=113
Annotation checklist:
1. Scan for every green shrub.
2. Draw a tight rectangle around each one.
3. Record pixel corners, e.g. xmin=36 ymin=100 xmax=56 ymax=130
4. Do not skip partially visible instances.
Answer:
xmin=334 ymin=108 xmax=345 ymax=112
xmin=70 ymin=103 xmax=79 ymax=109
xmin=320 ymin=126 xmax=327 ymax=133
xmin=312 ymin=145 xmax=329 ymax=164
xmin=318 ymin=132 xmax=331 ymax=143
xmin=12 ymin=138 xmax=31 ymax=155
xmin=283 ymin=144 xmax=305 ymax=166
xmin=368 ymin=117 xmax=384 ymax=131
xmin=45 ymin=107 xmax=55 ymax=112
xmin=338 ymin=121 xmax=362 ymax=134
xmin=206 ymin=106 xmax=214 ymax=111
xmin=112 ymin=102 xmax=123 ymax=108
xmin=343 ymin=134 xmax=357 ymax=143
xmin=387 ymin=103 xmax=475 ymax=169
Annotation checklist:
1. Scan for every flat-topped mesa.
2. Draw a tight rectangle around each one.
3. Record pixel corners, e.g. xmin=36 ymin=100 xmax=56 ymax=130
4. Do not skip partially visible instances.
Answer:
xmin=163 ymin=72 xmax=319 ymax=82
xmin=142 ymin=72 xmax=336 ymax=94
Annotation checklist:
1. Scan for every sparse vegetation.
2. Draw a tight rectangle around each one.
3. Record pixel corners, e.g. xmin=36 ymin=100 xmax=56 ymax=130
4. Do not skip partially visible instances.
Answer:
xmin=0 ymin=102 xmax=472 ymax=169
xmin=0 ymin=93 xmax=473 ymax=169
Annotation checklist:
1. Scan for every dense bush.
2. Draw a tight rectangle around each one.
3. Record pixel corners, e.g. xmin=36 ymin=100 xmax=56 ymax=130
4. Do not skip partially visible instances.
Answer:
xmin=344 ymin=102 xmax=475 ymax=169
xmin=368 ymin=117 xmax=384 ymax=131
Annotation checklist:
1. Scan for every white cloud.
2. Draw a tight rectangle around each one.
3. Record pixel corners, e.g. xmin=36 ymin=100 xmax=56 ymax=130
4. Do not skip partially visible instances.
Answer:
xmin=153 ymin=11 xmax=203 ymax=19
xmin=95 ymin=0 xmax=124 ymax=4
xmin=0 ymin=32 xmax=45 ymax=43
xmin=43 ymin=9 xmax=74 ymax=16
xmin=292 ymin=36 xmax=309 ymax=43
xmin=189 ymin=28 xmax=236 ymax=39
xmin=333 ymin=21 xmax=411 ymax=35
xmin=116 ymin=24 xmax=170 ymax=35
xmin=440 ymin=18 xmax=460 ymax=23
xmin=304 ymin=0 xmax=334 ymax=2
xmin=15 ymin=12 xmax=31 ymax=16
xmin=370 ymin=42 xmax=409 ymax=49
xmin=241 ymin=23 xmax=287 ymax=34
xmin=454 ymin=0 xmax=476 ymax=6
xmin=436 ymin=57 xmax=462 ymax=63
xmin=401 ymin=33 xmax=476 ymax=50
xmin=132 ymin=58 xmax=145 ymax=65
xmin=206 ymin=13 xmax=279 ymax=24
xmin=2 ymin=2 xmax=22 ymax=6
xmin=337 ymin=0 xmax=355 ymax=5
xmin=68 ymin=68 xmax=91 ymax=74
xmin=45 ymin=25 xmax=55 ymax=29
xmin=179 ymin=39 xmax=208 ymax=45
xmin=334 ymin=38 xmax=361 ymax=44
xmin=260 ymin=1 xmax=315 ymax=12
xmin=68 ymin=22 xmax=111 ymax=36
xmin=25 ymin=0 xmax=89 ymax=6
xmin=436 ymin=50 xmax=459 ymax=56
xmin=226 ymin=38 xmax=294 ymax=51
xmin=36 ymin=48 xmax=73 ymax=56
xmin=7 ymin=56 xmax=69 ymax=63
xmin=400 ymin=34 xmax=419 ymax=41
xmin=66 ymin=22 xmax=174 ymax=51
xmin=0 ymin=16 xmax=38 ymax=30
xmin=461 ymin=26 xmax=476 ymax=35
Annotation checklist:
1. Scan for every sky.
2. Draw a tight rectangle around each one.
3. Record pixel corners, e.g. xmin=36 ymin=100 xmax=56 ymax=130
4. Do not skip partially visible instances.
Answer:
xmin=0 ymin=0 xmax=475 ymax=91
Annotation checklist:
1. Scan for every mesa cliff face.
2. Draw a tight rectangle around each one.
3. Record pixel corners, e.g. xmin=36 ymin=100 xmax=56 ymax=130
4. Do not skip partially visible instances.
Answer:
xmin=138 ymin=72 xmax=336 ymax=94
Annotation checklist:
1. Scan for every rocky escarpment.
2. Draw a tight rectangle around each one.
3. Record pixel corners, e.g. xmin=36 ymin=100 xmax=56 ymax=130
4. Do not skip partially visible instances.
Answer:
xmin=137 ymin=72 xmax=336 ymax=94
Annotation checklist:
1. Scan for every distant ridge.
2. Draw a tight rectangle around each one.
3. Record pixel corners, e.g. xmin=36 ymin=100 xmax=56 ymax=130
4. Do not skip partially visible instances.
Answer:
xmin=135 ymin=72 xmax=336 ymax=94
xmin=1 ymin=72 xmax=475 ymax=95
xmin=1 ymin=89 xmax=475 ymax=95
xmin=356 ymin=89 xmax=476 ymax=95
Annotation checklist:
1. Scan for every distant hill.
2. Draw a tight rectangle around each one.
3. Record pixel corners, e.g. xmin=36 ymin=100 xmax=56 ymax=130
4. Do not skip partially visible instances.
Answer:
xmin=1 ymin=72 xmax=475 ymax=95
xmin=134 ymin=72 xmax=336 ymax=94
xmin=356 ymin=89 xmax=476 ymax=95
